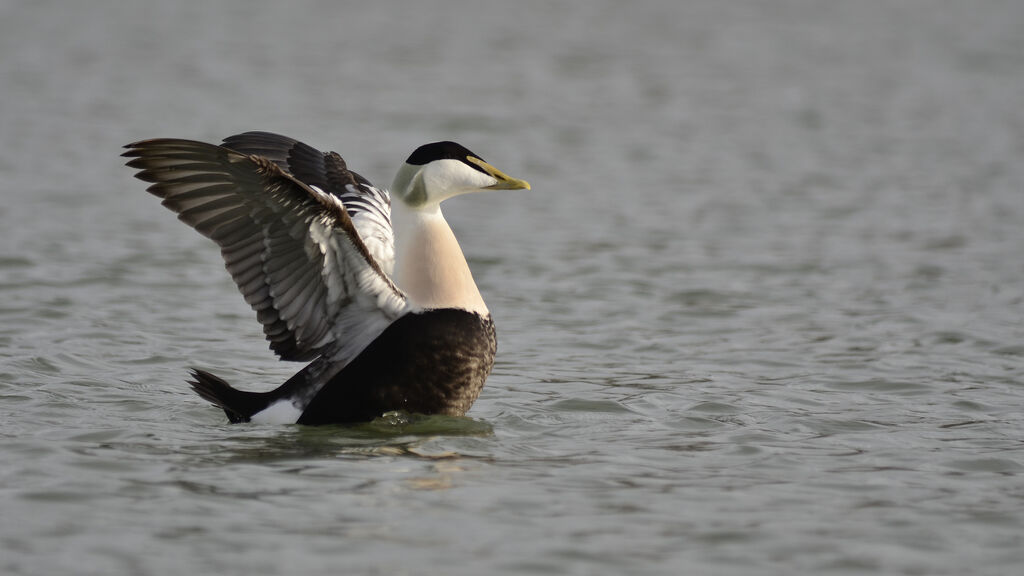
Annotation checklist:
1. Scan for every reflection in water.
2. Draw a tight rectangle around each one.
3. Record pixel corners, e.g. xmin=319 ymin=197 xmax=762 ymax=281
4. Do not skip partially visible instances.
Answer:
xmin=175 ymin=412 xmax=495 ymax=465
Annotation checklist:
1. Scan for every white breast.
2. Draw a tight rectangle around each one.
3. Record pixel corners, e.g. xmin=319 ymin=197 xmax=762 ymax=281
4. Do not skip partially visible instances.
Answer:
xmin=392 ymin=203 xmax=489 ymax=315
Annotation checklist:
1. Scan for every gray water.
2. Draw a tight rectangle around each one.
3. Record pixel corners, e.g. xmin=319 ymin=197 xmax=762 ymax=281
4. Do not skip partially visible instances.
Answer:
xmin=2 ymin=1 xmax=1024 ymax=574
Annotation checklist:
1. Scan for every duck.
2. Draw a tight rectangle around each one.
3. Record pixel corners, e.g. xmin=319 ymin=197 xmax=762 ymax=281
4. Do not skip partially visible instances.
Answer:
xmin=122 ymin=131 xmax=529 ymax=424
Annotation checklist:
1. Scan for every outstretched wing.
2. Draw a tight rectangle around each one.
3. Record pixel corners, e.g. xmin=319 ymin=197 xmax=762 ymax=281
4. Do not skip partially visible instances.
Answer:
xmin=122 ymin=138 xmax=410 ymax=367
xmin=221 ymin=131 xmax=395 ymax=276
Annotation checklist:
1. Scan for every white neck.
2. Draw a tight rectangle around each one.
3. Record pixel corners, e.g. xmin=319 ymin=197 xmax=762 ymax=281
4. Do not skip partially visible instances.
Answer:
xmin=392 ymin=202 xmax=489 ymax=315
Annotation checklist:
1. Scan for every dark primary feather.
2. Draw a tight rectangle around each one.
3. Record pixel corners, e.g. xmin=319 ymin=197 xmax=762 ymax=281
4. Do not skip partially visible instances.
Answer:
xmin=221 ymin=132 xmax=394 ymax=272
xmin=122 ymin=138 xmax=408 ymax=365
xmin=222 ymin=132 xmax=381 ymax=215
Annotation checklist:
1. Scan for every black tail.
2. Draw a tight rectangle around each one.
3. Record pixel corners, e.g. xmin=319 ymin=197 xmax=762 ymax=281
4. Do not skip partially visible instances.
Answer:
xmin=188 ymin=368 xmax=273 ymax=423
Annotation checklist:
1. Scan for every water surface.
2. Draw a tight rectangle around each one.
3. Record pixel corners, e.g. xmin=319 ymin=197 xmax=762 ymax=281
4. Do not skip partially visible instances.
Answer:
xmin=2 ymin=1 xmax=1023 ymax=574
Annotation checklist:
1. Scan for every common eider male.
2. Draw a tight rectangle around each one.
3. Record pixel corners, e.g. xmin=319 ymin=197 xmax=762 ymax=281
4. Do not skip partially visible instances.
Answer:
xmin=122 ymin=132 xmax=529 ymax=425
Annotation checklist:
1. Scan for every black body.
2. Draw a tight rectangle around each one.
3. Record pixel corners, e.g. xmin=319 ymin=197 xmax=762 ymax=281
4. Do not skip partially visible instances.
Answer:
xmin=190 ymin=309 xmax=497 ymax=425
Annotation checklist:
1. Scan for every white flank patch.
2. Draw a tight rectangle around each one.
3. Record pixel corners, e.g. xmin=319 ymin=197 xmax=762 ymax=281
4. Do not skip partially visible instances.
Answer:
xmin=250 ymin=399 xmax=303 ymax=424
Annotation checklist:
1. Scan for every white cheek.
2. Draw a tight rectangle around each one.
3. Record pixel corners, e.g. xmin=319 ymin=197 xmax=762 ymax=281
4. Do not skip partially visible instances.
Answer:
xmin=467 ymin=169 xmax=498 ymax=189
xmin=428 ymin=160 xmax=496 ymax=195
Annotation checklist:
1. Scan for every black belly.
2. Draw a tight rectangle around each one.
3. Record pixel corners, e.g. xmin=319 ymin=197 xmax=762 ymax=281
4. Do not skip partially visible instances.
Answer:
xmin=296 ymin=309 xmax=497 ymax=425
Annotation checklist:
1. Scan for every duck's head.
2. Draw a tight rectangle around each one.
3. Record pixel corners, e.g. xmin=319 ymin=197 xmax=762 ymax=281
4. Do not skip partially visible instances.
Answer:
xmin=391 ymin=141 xmax=530 ymax=209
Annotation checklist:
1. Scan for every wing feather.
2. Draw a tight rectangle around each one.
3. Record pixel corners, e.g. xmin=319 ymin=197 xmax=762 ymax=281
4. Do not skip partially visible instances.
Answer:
xmin=123 ymin=138 xmax=410 ymax=367
xmin=221 ymin=132 xmax=396 ymax=276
